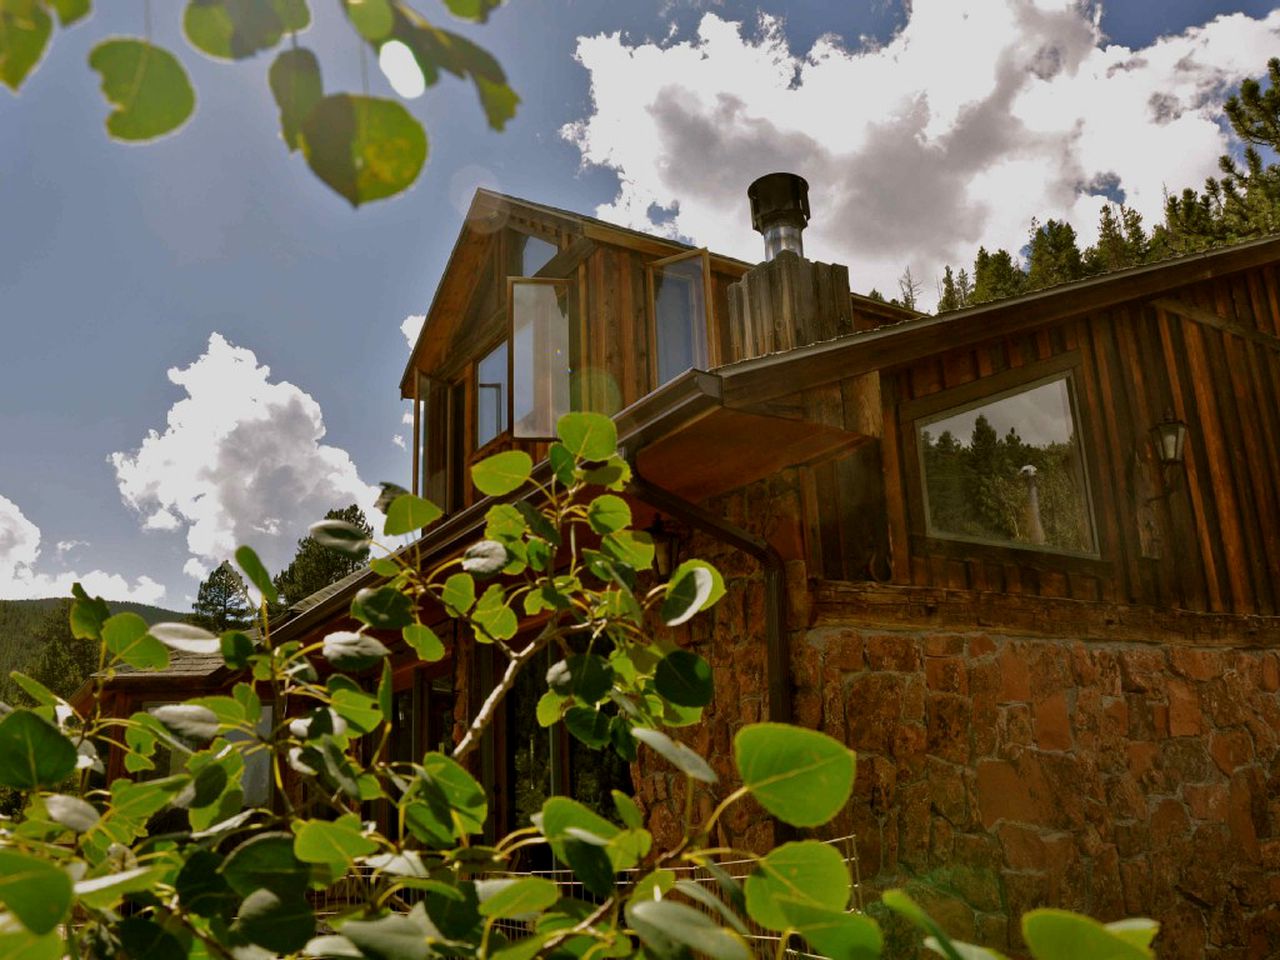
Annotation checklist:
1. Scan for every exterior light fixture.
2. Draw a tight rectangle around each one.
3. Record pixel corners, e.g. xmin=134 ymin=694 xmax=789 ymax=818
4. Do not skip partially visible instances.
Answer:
xmin=1149 ymin=409 xmax=1189 ymax=498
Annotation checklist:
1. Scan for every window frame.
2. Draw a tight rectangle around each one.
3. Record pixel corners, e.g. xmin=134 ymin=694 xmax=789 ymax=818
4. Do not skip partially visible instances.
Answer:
xmin=507 ymin=275 xmax=573 ymax=441
xmin=646 ymin=247 xmax=714 ymax=390
xmin=900 ymin=352 xmax=1104 ymax=563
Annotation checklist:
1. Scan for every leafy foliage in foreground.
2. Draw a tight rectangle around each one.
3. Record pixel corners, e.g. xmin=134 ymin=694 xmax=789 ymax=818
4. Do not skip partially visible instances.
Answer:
xmin=3 ymin=0 xmax=517 ymax=206
xmin=0 ymin=412 xmax=1156 ymax=958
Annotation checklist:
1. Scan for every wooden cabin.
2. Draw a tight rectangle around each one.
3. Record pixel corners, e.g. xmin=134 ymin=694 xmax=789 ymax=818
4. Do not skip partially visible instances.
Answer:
xmin=85 ymin=181 xmax=1280 ymax=957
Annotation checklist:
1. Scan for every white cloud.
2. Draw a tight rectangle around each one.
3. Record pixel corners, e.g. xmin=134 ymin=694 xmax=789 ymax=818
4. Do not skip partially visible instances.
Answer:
xmin=0 ymin=494 xmax=166 ymax=603
xmin=56 ymin=539 xmax=88 ymax=555
xmin=402 ymin=410 xmax=414 ymax=425
xmin=564 ymin=3 xmax=1280 ymax=308
xmin=392 ymin=434 xmax=407 ymax=449
xmin=110 ymin=333 xmax=380 ymax=581
xmin=401 ymin=314 xmax=425 ymax=349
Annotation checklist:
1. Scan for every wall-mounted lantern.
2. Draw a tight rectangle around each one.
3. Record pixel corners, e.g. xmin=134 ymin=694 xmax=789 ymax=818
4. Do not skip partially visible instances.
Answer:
xmin=1149 ymin=409 xmax=1189 ymax=497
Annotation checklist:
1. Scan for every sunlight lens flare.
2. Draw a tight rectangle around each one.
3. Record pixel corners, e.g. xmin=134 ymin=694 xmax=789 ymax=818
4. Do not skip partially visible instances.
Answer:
xmin=379 ymin=40 xmax=425 ymax=99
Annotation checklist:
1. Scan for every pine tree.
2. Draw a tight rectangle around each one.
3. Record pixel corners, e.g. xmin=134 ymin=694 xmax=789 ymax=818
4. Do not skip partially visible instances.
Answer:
xmin=190 ymin=561 xmax=253 ymax=632
xmin=970 ymin=247 xmax=1026 ymax=304
xmin=956 ymin=269 xmax=973 ymax=307
xmin=273 ymin=505 xmax=372 ymax=608
xmin=866 ymin=288 xmax=886 ymax=302
xmin=936 ymin=266 xmax=961 ymax=313
xmin=1026 ymin=218 xmax=1084 ymax=291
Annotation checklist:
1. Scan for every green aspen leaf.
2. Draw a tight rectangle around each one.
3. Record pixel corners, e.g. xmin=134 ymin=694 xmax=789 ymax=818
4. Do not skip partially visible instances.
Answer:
xmin=323 ymin=630 xmax=390 ymax=671
xmin=221 ymin=831 xmax=309 ymax=897
xmin=176 ymin=851 xmax=238 ymax=918
xmin=925 ymin=939 xmax=1007 ymax=960
xmin=653 ymin=649 xmax=714 ymax=707
xmin=744 ymin=841 xmax=849 ymax=931
xmin=631 ymin=868 xmax=676 ymax=904
xmin=546 ymin=654 xmax=613 ymax=702
xmin=586 ymin=494 xmax=631 ymax=534
xmin=403 ymin=623 xmax=444 ymax=661
xmin=351 ymin=585 xmax=413 ymax=629
xmin=583 ymin=455 xmax=631 ymax=490
xmin=44 ymin=794 xmax=99 ymax=832
xmin=672 ymin=880 xmax=749 ymax=936
xmin=735 ymin=723 xmax=855 ymax=827
xmin=471 ymin=449 xmax=533 ymax=496
xmin=220 ymin=629 xmax=254 ymax=668
xmin=882 ymin=889 xmax=964 ymax=960
xmin=370 ymin=556 xmax=401 ymax=578
xmin=152 ymin=704 xmax=220 ymax=741
xmin=69 ymin=583 xmax=110 ymax=640
xmin=776 ymin=898 xmax=883 ymax=960
xmin=631 ymin=727 xmax=716 ymax=783
xmin=1021 ymin=909 xmax=1155 ymax=960
xmin=310 ymin=518 xmax=371 ymax=555
xmin=339 ymin=915 xmax=429 ymax=960
xmin=385 ymin=493 xmax=443 ymax=536
xmin=0 ymin=850 xmax=72 ymax=933
xmin=420 ymin=752 xmax=487 ymax=834
xmin=343 ymin=0 xmax=392 ymax=41
xmin=564 ymin=706 xmax=610 ymax=747
xmin=478 ymin=877 xmax=559 ymax=919
xmin=74 ymin=867 xmax=164 ymax=911
xmin=442 ymin=0 xmax=503 ymax=23
xmin=294 ymin=815 xmax=378 ymax=864
xmin=548 ymin=442 xmax=576 ymax=486
xmin=8 ymin=671 xmax=58 ymax=708
xmin=612 ymin=790 xmax=643 ymax=830
xmin=378 ymin=658 xmax=393 ymax=720
xmin=50 ymin=0 xmax=90 ymax=26
xmin=329 ymin=682 xmax=383 ymax=733
xmin=0 ymin=0 xmax=51 ymax=92
xmin=601 ymin=530 xmax=654 ymax=571
xmin=1104 ymin=918 xmax=1160 ymax=950
xmin=535 ymin=690 xmax=564 ymax=727
xmin=515 ymin=500 xmax=560 ymax=545
xmin=626 ymin=899 xmax=750 ymax=960
xmin=472 ymin=584 xmax=516 ymax=642
xmin=103 ymin=612 xmax=168 ymax=669
xmin=610 ymin=716 xmax=637 ymax=762
xmin=183 ymin=0 xmax=307 ymax=60
xmin=88 ymin=39 xmax=194 ymax=141
xmin=117 ymin=918 xmax=187 ymax=960
xmin=235 ymin=544 xmax=278 ymax=604
xmin=662 ymin=561 xmax=723 ymax=626
xmin=149 ymin=621 xmax=220 ymax=654
xmin=484 ymin=503 xmax=527 ymax=540
xmin=299 ymin=93 xmax=427 ymax=207
xmin=556 ymin=412 xmax=616 ymax=461
xmin=235 ymin=888 xmax=315 ymax=954
xmin=441 ymin=572 xmax=475 ymax=616
xmin=0 ymin=709 xmax=77 ymax=789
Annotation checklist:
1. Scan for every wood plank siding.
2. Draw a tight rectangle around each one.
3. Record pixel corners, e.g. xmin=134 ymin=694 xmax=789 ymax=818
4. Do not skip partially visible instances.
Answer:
xmin=794 ymin=263 xmax=1280 ymax=617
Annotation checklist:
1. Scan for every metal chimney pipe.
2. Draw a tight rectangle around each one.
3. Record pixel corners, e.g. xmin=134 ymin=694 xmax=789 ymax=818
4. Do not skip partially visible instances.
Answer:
xmin=748 ymin=172 xmax=810 ymax=260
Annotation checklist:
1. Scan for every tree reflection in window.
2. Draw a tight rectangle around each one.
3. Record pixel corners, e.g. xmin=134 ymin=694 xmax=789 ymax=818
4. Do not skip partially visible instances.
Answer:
xmin=918 ymin=375 xmax=1096 ymax=555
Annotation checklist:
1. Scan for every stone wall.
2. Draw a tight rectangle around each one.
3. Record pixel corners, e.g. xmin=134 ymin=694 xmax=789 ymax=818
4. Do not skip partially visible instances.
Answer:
xmin=628 ymin=473 xmax=1280 ymax=959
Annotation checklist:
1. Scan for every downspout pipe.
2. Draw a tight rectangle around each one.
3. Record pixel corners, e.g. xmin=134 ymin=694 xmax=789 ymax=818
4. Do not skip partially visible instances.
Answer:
xmin=626 ymin=463 xmax=792 ymax=725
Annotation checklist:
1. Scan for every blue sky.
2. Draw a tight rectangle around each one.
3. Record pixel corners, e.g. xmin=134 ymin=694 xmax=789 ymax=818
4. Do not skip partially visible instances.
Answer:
xmin=1 ymin=0 xmax=1277 ymax=608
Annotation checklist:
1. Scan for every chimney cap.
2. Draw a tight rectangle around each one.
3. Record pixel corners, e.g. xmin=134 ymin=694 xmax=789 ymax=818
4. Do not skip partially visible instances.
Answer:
xmin=748 ymin=172 xmax=810 ymax=233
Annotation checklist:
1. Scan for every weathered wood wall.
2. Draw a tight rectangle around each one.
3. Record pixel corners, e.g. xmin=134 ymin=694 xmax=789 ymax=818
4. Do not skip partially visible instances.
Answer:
xmin=800 ymin=262 xmax=1280 ymax=617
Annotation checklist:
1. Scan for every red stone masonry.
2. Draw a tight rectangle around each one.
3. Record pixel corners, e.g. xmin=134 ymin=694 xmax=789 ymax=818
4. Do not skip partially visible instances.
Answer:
xmin=631 ymin=471 xmax=1280 ymax=960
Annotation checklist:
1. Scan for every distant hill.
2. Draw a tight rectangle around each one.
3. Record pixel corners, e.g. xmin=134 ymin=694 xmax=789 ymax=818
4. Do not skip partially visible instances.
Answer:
xmin=0 ymin=597 xmax=185 ymax=700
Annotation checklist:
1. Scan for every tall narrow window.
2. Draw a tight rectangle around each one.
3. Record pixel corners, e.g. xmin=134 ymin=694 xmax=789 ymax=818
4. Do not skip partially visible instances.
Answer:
xmin=476 ymin=341 xmax=508 ymax=448
xmin=648 ymin=249 xmax=710 ymax=387
xmin=916 ymin=373 xmax=1097 ymax=555
xmin=511 ymin=278 xmax=571 ymax=438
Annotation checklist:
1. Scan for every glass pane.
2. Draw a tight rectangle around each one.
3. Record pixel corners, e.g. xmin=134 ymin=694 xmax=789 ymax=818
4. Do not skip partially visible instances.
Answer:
xmin=918 ymin=376 xmax=1095 ymax=554
xmin=653 ymin=254 xmax=708 ymax=386
xmin=476 ymin=341 xmax=508 ymax=447
xmin=512 ymin=281 xmax=571 ymax=438
xmin=520 ymin=234 xmax=557 ymax=276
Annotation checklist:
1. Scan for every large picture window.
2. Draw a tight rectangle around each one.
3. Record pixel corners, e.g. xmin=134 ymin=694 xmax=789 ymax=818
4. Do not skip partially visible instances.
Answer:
xmin=511 ymin=278 xmax=572 ymax=439
xmin=916 ymin=372 xmax=1097 ymax=556
xmin=648 ymin=249 xmax=710 ymax=388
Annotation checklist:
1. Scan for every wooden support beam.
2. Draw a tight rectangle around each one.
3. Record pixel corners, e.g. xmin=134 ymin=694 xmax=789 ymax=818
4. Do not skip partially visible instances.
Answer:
xmin=1150 ymin=296 xmax=1280 ymax=353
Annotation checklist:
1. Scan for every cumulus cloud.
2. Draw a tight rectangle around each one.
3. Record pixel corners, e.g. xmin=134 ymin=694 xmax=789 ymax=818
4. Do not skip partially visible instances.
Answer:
xmin=392 ymin=434 xmax=407 ymax=450
xmin=56 ymin=539 xmax=88 ymax=555
xmin=563 ymin=2 xmax=1280 ymax=307
xmin=110 ymin=334 xmax=380 ymax=580
xmin=401 ymin=314 xmax=425 ymax=349
xmin=0 ymin=495 xmax=165 ymax=603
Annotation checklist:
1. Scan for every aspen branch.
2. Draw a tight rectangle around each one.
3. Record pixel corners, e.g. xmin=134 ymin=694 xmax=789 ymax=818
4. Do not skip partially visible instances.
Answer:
xmin=451 ymin=620 xmax=557 ymax=761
